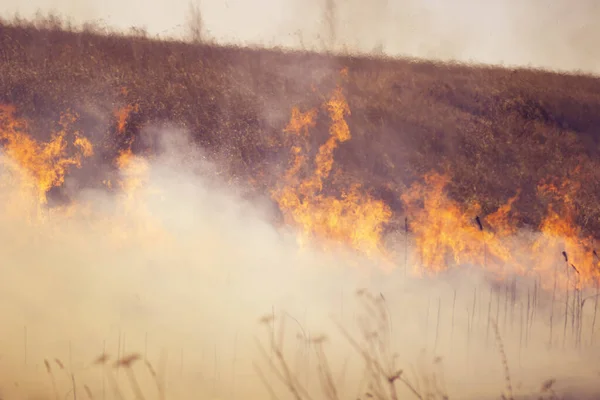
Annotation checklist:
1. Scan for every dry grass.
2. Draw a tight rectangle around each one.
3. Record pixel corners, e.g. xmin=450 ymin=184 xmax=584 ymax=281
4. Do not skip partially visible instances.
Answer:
xmin=256 ymin=290 xmax=571 ymax=400
xmin=1 ymin=13 xmax=600 ymax=400
xmin=2 ymin=14 xmax=600 ymax=236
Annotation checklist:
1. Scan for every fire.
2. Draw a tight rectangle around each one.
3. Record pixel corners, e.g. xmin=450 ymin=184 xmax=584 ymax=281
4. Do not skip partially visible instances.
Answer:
xmin=485 ymin=190 xmax=521 ymax=237
xmin=401 ymin=173 xmax=515 ymax=276
xmin=0 ymin=105 xmax=93 ymax=206
xmin=108 ymin=101 xmax=146 ymax=201
xmin=116 ymin=146 xmax=150 ymax=210
xmin=531 ymin=174 xmax=600 ymax=289
xmin=1 ymin=76 xmax=598 ymax=293
xmin=114 ymin=103 xmax=139 ymax=135
xmin=401 ymin=169 xmax=600 ymax=289
xmin=271 ymin=72 xmax=392 ymax=257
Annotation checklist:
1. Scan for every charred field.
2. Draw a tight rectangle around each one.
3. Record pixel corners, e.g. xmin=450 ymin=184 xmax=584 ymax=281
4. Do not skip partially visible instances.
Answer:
xmin=2 ymin=15 xmax=600 ymax=400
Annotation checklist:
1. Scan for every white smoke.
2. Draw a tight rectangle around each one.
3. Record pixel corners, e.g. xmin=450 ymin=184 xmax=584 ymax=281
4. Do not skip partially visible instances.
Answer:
xmin=0 ymin=124 xmax=599 ymax=399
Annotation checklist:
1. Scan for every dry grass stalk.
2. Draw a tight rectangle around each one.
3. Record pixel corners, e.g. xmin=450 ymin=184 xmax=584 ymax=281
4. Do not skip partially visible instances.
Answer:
xmin=471 ymin=287 xmax=477 ymax=339
xmin=434 ymin=297 xmax=441 ymax=352
xmin=44 ymin=358 xmax=60 ymax=400
xmin=114 ymin=353 xmax=145 ymax=400
xmin=503 ymin=283 xmax=509 ymax=333
xmin=84 ymin=384 xmax=94 ymax=399
xmin=450 ymin=290 xmax=456 ymax=342
xmin=525 ymin=288 xmax=530 ymax=347
xmin=592 ymin=279 xmax=599 ymax=345
xmin=549 ymin=260 xmax=558 ymax=348
xmin=491 ymin=319 xmax=514 ymax=400
xmin=486 ymin=287 xmax=492 ymax=347
xmin=562 ymin=253 xmax=569 ymax=349
xmin=404 ymin=216 xmax=408 ymax=277
xmin=255 ymin=289 xmax=452 ymax=400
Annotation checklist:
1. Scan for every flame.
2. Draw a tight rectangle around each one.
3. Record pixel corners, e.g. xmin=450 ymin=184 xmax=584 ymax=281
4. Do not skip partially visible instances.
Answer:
xmin=116 ymin=146 xmax=150 ymax=210
xmin=0 ymin=103 xmax=169 ymax=256
xmin=485 ymin=190 xmax=521 ymax=237
xmin=114 ymin=103 xmax=139 ymax=134
xmin=401 ymin=173 xmax=515 ymax=276
xmin=1 ymin=75 xmax=598 ymax=293
xmin=531 ymin=174 xmax=600 ymax=289
xmin=272 ymin=74 xmax=392 ymax=257
xmin=111 ymin=101 xmax=147 ymax=206
xmin=0 ymin=105 xmax=93 ymax=206
xmin=400 ymin=168 xmax=600 ymax=289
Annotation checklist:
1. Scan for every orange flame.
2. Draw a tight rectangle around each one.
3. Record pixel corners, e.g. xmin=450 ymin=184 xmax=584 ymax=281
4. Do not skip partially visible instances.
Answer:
xmin=401 ymin=169 xmax=600 ymax=289
xmin=272 ymin=74 xmax=392 ymax=257
xmin=401 ymin=173 xmax=516 ymax=276
xmin=114 ymin=103 xmax=139 ymax=135
xmin=0 ymin=105 xmax=93 ymax=205
xmin=1 ymin=75 xmax=598 ymax=294
xmin=531 ymin=173 xmax=600 ymax=289
xmin=111 ymin=101 xmax=145 ymax=199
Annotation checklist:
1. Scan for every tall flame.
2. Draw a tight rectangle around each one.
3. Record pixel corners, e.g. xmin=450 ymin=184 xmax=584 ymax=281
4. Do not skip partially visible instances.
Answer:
xmin=112 ymin=102 xmax=148 ymax=211
xmin=1 ymin=76 xmax=598 ymax=293
xmin=531 ymin=173 xmax=600 ymax=289
xmin=272 ymin=71 xmax=392 ymax=257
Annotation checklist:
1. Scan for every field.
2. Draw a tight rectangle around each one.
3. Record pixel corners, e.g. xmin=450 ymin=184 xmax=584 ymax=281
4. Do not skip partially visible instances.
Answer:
xmin=1 ymin=15 xmax=600 ymax=400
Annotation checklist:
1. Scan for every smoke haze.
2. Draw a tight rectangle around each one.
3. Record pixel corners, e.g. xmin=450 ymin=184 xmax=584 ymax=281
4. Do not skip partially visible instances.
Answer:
xmin=1 ymin=1 xmax=600 ymax=399
xmin=0 ymin=123 xmax=599 ymax=399
xmin=1 ymin=0 xmax=600 ymax=75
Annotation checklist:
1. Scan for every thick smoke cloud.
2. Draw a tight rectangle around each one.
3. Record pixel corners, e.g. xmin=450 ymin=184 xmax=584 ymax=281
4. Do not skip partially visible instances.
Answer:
xmin=1 ymin=0 xmax=600 ymax=75
xmin=0 ymin=0 xmax=600 ymax=398
xmin=0 ymin=124 xmax=599 ymax=399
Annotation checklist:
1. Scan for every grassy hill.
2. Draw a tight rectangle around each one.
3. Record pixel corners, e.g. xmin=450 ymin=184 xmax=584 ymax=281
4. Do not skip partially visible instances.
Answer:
xmin=2 ymin=16 xmax=600 ymax=238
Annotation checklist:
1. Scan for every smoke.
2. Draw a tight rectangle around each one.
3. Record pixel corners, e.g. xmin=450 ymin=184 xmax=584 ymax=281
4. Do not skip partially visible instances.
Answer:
xmin=0 ymin=120 xmax=599 ymax=400
xmin=2 ymin=0 xmax=600 ymax=75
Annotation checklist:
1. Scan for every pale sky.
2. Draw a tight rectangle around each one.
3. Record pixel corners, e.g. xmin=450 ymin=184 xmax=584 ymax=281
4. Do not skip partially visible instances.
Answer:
xmin=2 ymin=0 xmax=600 ymax=75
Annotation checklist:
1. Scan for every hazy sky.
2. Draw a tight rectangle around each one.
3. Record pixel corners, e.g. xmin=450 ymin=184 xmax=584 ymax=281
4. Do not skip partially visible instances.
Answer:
xmin=1 ymin=0 xmax=600 ymax=74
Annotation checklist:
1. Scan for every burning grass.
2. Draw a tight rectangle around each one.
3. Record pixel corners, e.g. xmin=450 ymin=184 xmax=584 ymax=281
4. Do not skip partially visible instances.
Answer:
xmin=2 ymin=13 xmax=600 ymax=400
